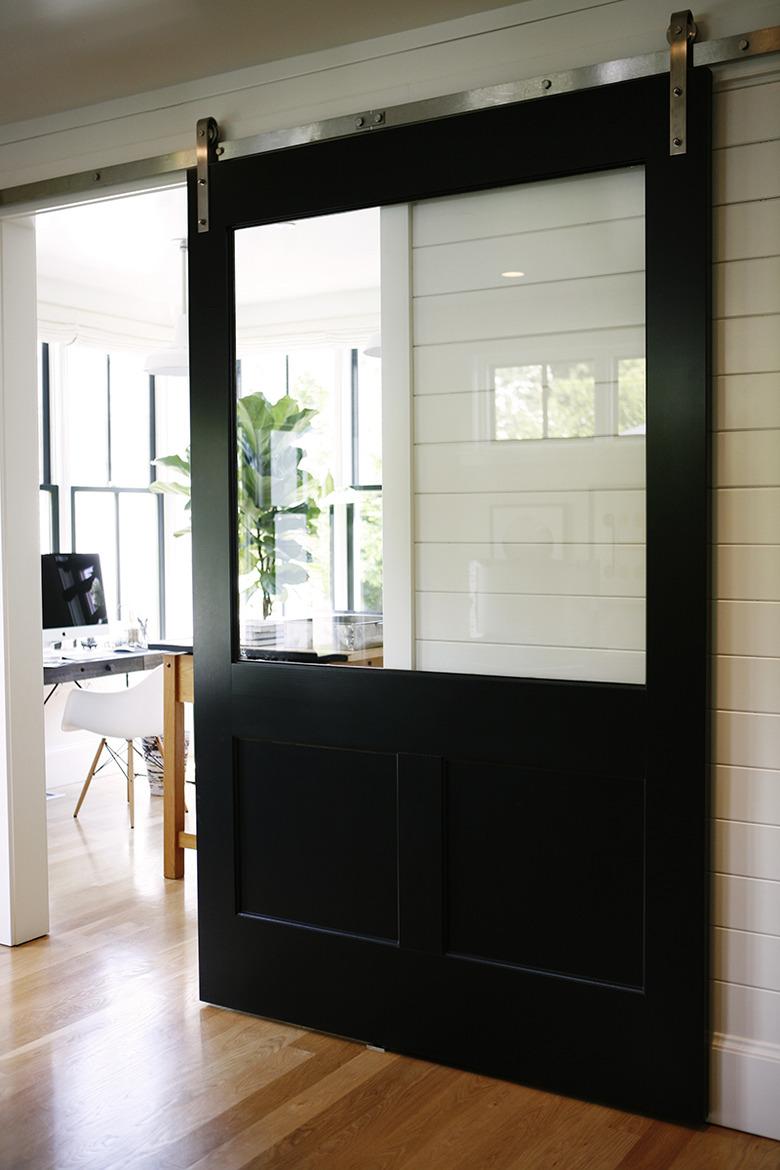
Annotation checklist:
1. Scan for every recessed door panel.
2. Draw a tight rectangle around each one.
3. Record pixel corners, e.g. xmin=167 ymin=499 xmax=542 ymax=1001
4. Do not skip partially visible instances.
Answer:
xmin=236 ymin=739 xmax=399 ymax=942
xmin=445 ymin=760 xmax=645 ymax=987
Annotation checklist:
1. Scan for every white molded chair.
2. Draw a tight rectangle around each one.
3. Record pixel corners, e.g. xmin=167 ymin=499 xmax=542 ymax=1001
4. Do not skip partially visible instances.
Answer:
xmin=62 ymin=667 xmax=164 ymax=827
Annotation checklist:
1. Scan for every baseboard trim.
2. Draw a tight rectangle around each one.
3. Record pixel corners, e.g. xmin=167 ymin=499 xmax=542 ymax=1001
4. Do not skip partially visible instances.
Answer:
xmin=710 ymin=1031 xmax=780 ymax=1140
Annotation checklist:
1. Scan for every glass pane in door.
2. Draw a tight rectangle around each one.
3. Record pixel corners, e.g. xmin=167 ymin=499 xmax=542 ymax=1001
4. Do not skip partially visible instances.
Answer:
xmin=412 ymin=167 xmax=646 ymax=683
xmin=234 ymin=209 xmax=384 ymax=664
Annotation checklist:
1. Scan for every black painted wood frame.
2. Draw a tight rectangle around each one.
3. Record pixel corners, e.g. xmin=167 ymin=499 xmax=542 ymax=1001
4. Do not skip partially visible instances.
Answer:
xmin=187 ymin=71 xmax=712 ymax=1121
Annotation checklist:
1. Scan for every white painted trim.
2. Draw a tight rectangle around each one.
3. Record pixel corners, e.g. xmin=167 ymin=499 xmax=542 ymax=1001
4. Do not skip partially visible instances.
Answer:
xmin=711 ymin=1032 xmax=780 ymax=1139
xmin=0 ymin=218 xmax=49 ymax=946
xmin=380 ymin=205 xmax=414 ymax=670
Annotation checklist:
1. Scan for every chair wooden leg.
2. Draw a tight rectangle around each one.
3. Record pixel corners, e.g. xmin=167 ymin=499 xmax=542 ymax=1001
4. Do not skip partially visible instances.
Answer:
xmin=127 ymin=739 xmax=135 ymax=829
xmin=73 ymin=737 xmax=107 ymax=818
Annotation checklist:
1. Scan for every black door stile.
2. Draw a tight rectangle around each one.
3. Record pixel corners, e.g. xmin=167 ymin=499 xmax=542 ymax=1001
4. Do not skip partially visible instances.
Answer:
xmin=188 ymin=71 xmax=711 ymax=1121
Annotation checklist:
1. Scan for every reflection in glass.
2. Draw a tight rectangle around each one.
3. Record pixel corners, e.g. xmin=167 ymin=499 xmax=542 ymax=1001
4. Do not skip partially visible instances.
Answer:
xmin=234 ymin=209 xmax=383 ymax=663
xmin=494 ymin=362 xmax=597 ymax=440
xmin=412 ymin=166 xmax=646 ymax=683
xmin=618 ymin=358 xmax=646 ymax=435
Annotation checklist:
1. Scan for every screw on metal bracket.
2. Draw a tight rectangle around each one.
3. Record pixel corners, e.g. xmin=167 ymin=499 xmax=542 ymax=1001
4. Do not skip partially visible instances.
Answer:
xmin=667 ymin=10 xmax=697 ymax=156
xmin=739 ymin=38 xmax=750 ymax=50
xmin=195 ymin=116 xmax=219 ymax=234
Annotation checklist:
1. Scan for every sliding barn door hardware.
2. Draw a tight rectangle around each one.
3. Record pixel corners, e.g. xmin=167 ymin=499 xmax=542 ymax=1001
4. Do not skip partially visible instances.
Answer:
xmin=196 ymin=116 xmax=220 ymax=233
xmin=667 ymin=10 xmax=697 ymax=156
xmin=3 ymin=18 xmax=780 ymax=213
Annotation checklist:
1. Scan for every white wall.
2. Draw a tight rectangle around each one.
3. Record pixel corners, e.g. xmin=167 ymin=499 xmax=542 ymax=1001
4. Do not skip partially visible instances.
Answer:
xmin=0 ymin=219 xmax=49 ymax=945
xmin=0 ymin=0 xmax=778 ymax=1136
xmin=709 ymin=68 xmax=780 ymax=1137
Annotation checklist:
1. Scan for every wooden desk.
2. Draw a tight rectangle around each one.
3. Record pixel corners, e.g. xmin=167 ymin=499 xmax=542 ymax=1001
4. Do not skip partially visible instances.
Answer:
xmin=44 ymin=650 xmax=163 ymax=689
xmin=163 ymin=653 xmax=195 ymax=879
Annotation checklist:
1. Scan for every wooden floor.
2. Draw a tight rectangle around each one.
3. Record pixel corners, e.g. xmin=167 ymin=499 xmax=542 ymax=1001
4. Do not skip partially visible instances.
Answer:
xmin=1 ymin=774 xmax=778 ymax=1170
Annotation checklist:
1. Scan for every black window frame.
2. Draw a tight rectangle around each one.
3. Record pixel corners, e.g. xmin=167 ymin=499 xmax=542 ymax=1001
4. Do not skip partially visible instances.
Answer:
xmin=38 ymin=341 xmax=60 ymax=553
xmin=41 ymin=343 xmax=168 ymax=636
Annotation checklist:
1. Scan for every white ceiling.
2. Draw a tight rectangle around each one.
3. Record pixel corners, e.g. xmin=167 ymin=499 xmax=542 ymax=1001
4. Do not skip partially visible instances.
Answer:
xmin=0 ymin=0 xmax=519 ymax=126
xmin=35 ymin=186 xmax=380 ymax=327
xmin=234 ymin=210 xmax=380 ymax=305
xmin=36 ymin=188 xmax=189 ymax=325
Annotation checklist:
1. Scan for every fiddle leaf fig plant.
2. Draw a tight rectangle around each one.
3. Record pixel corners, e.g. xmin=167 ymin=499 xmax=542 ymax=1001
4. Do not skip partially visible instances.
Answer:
xmin=153 ymin=390 xmax=331 ymax=620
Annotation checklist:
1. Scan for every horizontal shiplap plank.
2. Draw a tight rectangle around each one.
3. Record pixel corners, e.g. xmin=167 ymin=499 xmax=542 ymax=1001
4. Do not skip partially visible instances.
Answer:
xmin=714 ymin=431 xmax=780 ymax=487
xmin=714 ymin=79 xmax=780 ymax=149
xmin=714 ymin=766 xmax=780 ymax=825
xmin=412 ymin=168 xmax=644 ymax=247
xmin=412 ymin=217 xmax=643 ymax=296
xmin=415 ymin=639 xmax=644 ymax=684
xmin=714 ymin=373 xmax=780 ymax=431
xmin=714 ymin=257 xmax=780 ymax=318
xmin=714 ymin=711 xmax=780 ymax=772
xmin=713 ymin=979 xmax=780 ymax=1048
xmin=415 ymin=490 xmax=645 ymax=545
xmin=415 ymin=591 xmax=644 ymax=650
xmin=712 ymin=981 xmax=780 ymax=1048
xmin=715 ymin=601 xmax=780 ymax=658
xmin=414 ymin=387 xmax=622 ymax=443
xmin=713 ymin=819 xmax=780 ymax=882
xmin=715 ymin=546 xmax=780 ymax=601
xmin=714 ymin=657 xmax=780 ymax=714
xmin=714 ymin=140 xmax=780 ymax=205
xmin=714 ymin=199 xmax=780 ymax=262
xmin=714 ymin=874 xmax=780 ymax=937
xmin=415 ymin=542 xmax=644 ymax=597
xmin=414 ymin=436 xmax=645 ymax=494
xmin=715 ymin=315 xmax=780 ymax=375
xmin=714 ymin=927 xmax=780 ymax=993
xmin=414 ymin=273 xmax=643 ymax=346
xmin=415 ymin=390 xmax=497 ymax=444
xmin=714 ymin=489 xmax=780 ymax=544
xmin=413 ymin=327 xmax=644 ymax=395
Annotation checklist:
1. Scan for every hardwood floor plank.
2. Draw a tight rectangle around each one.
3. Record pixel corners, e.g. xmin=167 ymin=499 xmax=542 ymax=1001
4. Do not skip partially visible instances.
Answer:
xmin=116 ymin=1035 xmax=361 ymax=1170
xmin=612 ymin=1120 xmax=697 ymax=1169
xmin=397 ymin=1080 xmax=564 ymax=1170
xmin=501 ymin=1096 xmax=643 ymax=1170
xmin=235 ymin=1058 xmax=443 ymax=1170
xmin=257 ymin=1062 xmax=468 ymax=1170
xmin=668 ymin=1128 xmax=780 ymax=1169
xmin=185 ymin=1049 xmax=399 ymax=1170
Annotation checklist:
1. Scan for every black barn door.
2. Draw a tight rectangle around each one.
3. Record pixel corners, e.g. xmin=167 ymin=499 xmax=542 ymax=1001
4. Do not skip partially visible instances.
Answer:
xmin=189 ymin=72 xmax=711 ymax=1121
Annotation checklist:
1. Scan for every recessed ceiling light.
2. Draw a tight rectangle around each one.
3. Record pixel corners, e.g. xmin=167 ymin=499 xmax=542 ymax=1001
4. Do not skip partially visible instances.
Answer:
xmin=501 ymin=270 xmax=525 ymax=278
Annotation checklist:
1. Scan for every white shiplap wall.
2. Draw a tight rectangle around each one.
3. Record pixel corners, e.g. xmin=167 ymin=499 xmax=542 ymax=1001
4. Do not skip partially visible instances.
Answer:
xmin=411 ymin=169 xmax=648 ymax=683
xmin=710 ymin=68 xmax=780 ymax=1136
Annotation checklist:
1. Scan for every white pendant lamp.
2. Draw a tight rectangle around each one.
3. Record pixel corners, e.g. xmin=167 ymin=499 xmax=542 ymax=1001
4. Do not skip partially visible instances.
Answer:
xmin=145 ymin=239 xmax=189 ymax=377
xmin=363 ymin=332 xmax=381 ymax=358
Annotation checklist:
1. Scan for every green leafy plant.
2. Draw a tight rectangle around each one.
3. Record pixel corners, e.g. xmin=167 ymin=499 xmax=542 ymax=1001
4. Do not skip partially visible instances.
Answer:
xmin=152 ymin=391 xmax=331 ymax=620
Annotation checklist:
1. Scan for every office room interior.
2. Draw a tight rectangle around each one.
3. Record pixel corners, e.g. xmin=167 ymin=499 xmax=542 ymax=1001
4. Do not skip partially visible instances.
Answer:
xmin=1 ymin=0 xmax=779 ymax=1167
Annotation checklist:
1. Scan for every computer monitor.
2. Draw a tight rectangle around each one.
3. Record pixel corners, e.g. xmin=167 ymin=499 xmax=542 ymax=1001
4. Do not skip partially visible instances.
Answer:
xmin=41 ymin=552 xmax=109 ymax=637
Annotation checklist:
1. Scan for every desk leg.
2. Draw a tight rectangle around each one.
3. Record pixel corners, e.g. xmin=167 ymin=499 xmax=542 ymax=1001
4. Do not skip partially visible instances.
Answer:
xmin=163 ymin=657 xmax=185 ymax=879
